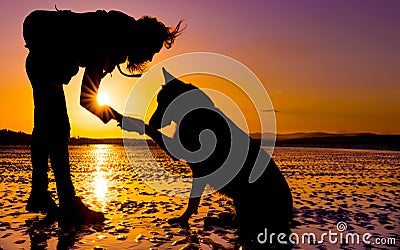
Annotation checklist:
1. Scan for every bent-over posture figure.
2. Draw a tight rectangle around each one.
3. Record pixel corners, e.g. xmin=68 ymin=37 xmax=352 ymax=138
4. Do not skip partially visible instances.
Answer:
xmin=23 ymin=8 xmax=183 ymax=225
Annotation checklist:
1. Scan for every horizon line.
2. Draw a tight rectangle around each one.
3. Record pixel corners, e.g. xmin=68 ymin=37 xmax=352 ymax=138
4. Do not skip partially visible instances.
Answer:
xmin=2 ymin=128 xmax=400 ymax=138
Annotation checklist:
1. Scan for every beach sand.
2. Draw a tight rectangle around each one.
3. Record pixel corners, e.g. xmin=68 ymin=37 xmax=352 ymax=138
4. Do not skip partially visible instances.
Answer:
xmin=0 ymin=145 xmax=398 ymax=249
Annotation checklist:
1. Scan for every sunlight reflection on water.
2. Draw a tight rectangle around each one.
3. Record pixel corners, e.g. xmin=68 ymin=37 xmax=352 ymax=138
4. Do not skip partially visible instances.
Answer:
xmin=93 ymin=171 xmax=108 ymax=202
xmin=88 ymin=145 xmax=113 ymax=209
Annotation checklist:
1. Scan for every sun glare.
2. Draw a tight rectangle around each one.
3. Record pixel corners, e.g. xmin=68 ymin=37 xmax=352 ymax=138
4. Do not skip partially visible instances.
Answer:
xmin=97 ymin=93 xmax=110 ymax=106
xmin=93 ymin=171 xmax=108 ymax=202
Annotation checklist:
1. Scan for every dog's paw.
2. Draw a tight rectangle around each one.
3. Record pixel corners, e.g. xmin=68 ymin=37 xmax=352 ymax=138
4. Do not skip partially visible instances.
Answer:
xmin=168 ymin=217 xmax=189 ymax=228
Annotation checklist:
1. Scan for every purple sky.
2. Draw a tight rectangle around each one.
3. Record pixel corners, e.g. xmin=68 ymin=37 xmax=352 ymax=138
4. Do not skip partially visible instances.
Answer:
xmin=0 ymin=0 xmax=399 ymax=135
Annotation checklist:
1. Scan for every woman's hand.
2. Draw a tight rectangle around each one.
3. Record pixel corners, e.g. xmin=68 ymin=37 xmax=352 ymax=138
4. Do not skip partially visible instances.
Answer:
xmin=118 ymin=116 xmax=145 ymax=135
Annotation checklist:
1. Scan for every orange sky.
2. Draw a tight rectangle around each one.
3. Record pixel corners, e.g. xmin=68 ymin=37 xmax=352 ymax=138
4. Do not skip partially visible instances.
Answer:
xmin=0 ymin=1 xmax=399 ymax=138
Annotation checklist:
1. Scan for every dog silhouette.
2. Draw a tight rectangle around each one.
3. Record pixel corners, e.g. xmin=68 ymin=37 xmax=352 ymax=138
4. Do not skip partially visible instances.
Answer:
xmin=143 ymin=68 xmax=293 ymax=244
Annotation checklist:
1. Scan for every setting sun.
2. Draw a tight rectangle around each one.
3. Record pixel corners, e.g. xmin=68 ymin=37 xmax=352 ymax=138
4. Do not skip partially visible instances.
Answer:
xmin=97 ymin=93 xmax=110 ymax=106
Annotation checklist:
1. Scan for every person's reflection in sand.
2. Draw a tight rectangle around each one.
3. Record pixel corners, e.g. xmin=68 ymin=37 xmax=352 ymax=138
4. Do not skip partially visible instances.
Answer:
xmin=26 ymin=215 xmax=57 ymax=250
xmin=26 ymin=215 xmax=104 ymax=250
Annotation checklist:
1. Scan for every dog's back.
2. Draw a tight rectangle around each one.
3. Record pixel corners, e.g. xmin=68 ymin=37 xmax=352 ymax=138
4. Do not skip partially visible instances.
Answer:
xmin=177 ymin=104 xmax=293 ymax=237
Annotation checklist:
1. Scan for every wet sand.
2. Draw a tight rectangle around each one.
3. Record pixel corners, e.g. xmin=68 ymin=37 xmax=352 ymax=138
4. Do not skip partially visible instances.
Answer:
xmin=0 ymin=145 xmax=399 ymax=249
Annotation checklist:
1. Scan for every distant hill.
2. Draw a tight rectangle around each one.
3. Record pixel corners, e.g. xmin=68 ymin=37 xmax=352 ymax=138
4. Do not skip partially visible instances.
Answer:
xmin=0 ymin=129 xmax=151 ymax=146
xmin=1 ymin=129 xmax=399 ymax=151
xmin=0 ymin=129 xmax=31 ymax=145
xmin=252 ymin=132 xmax=400 ymax=151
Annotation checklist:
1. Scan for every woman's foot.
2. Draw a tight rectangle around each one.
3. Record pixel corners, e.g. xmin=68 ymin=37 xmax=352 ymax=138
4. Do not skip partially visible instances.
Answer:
xmin=59 ymin=196 xmax=105 ymax=227
xmin=26 ymin=190 xmax=58 ymax=214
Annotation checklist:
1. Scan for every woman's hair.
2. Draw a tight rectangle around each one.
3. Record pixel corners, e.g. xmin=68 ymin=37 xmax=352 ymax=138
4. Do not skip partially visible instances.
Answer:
xmin=163 ymin=19 xmax=185 ymax=49
xmin=137 ymin=16 xmax=185 ymax=48
xmin=126 ymin=17 xmax=185 ymax=73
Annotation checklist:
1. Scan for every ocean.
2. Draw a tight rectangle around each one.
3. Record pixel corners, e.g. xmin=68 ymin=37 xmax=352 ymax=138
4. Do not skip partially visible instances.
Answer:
xmin=0 ymin=145 xmax=398 ymax=249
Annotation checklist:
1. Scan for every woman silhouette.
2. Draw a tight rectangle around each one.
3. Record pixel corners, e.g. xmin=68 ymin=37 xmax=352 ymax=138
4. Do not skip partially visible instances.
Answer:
xmin=23 ymin=8 xmax=183 ymax=225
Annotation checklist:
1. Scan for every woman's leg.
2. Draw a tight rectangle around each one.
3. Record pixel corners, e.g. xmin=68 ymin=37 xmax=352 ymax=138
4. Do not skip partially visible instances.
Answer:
xmin=26 ymin=51 xmax=104 ymax=224
xmin=30 ymin=128 xmax=49 ymax=195
xmin=26 ymin=52 xmax=58 ymax=213
xmin=48 ymin=135 xmax=76 ymax=207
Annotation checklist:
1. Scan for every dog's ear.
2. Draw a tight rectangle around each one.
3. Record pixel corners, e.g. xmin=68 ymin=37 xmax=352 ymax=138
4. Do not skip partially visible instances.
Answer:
xmin=162 ymin=67 xmax=175 ymax=85
xmin=162 ymin=67 xmax=186 ymax=87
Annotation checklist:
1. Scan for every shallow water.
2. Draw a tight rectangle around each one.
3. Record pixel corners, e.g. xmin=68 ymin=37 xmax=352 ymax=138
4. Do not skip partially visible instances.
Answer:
xmin=0 ymin=145 xmax=398 ymax=249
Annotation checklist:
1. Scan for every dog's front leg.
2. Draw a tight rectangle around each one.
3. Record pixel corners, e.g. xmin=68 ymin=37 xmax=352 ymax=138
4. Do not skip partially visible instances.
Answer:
xmin=168 ymin=197 xmax=200 ymax=228
xmin=168 ymin=179 xmax=206 ymax=228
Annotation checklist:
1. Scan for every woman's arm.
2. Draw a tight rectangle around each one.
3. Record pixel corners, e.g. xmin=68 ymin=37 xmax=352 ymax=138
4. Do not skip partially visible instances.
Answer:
xmin=80 ymin=64 xmax=121 ymax=123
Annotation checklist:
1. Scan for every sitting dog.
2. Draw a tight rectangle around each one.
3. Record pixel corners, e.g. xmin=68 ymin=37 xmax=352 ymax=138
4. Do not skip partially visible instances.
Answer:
xmin=125 ymin=68 xmax=293 ymax=243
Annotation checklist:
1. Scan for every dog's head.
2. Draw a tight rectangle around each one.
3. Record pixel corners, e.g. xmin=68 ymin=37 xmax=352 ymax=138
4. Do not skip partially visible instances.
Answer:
xmin=149 ymin=68 xmax=214 ymax=129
